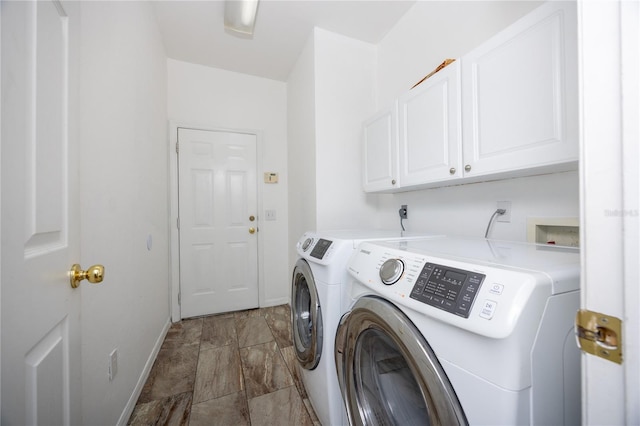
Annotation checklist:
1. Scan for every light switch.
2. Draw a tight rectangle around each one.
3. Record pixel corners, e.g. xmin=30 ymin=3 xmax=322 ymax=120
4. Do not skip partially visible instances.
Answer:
xmin=265 ymin=209 xmax=276 ymax=221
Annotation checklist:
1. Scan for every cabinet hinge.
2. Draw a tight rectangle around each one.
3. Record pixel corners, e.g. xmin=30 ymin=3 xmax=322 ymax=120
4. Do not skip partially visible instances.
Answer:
xmin=576 ymin=309 xmax=622 ymax=364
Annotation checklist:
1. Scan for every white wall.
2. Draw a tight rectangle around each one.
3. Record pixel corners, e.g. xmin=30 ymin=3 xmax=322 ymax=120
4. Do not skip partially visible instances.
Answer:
xmin=371 ymin=1 xmax=578 ymax=242
xmin=167 ymin=59 xmax=289 ymax=306
xmin=313 ymin=28 xmax=379 ymax=230
xmin=78 ymin=2 xmax=169 ymax=424
xmin=377 ymin=172 xmax=579 ymax=240
xmin=377 ymin=1 xmax=542 ymax=106
xmin=286 ymin=28 xmax=381 ymax=272
xmin=287 ymin=35 xmax=317 ymax=271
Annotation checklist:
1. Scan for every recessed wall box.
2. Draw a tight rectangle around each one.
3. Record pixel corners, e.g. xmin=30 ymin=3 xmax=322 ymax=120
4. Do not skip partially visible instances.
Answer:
xmin=527 ymin=217 xmax=579 ymax=247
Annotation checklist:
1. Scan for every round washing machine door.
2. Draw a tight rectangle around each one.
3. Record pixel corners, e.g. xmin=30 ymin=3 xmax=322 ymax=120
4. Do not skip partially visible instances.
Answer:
xmin=335 ymin=296 xmax=467 ymax=426
xmin=291 ymin=258 xmax=323 ymax=370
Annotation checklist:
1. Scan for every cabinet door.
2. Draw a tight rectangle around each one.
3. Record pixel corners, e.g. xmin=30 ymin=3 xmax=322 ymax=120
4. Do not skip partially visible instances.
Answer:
xmin=362 ymin=102 xmax=399 ymax=192
xmin=461 ymin=1 xmax=578 ymax=177
xmin=398 ymin=61 xmax=462 ymax=186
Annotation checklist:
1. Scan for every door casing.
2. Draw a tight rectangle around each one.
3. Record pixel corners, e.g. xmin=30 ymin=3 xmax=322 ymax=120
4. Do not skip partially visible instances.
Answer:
xmin=168 ymin=121 xmax=264 ymax=322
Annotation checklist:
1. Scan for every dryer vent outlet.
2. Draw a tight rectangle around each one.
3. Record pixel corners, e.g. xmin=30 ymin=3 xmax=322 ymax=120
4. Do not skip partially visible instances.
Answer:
xmin=399 ymin=205 xmax=408 ymax=219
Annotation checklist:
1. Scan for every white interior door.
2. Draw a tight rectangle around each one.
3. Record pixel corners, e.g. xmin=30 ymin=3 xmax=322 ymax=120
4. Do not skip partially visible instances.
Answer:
xmin=177 ymin=128 xmax=259 ymax=318
xmin=1 ymin=1 xmax=82 ymax=424
xmin=579 ymin=1 xmax=639 ymax=424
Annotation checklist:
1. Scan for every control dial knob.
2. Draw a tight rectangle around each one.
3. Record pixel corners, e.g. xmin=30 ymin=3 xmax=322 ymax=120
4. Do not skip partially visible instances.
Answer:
xmin=301 ymin=238 xmax=314 ymax=252
xmin=380 ymin=258 xmax=404 ymax=285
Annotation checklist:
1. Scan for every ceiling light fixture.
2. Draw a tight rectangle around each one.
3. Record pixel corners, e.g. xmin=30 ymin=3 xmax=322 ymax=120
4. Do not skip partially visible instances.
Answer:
xmin=224 ymin=0 xmax=259 ymax=37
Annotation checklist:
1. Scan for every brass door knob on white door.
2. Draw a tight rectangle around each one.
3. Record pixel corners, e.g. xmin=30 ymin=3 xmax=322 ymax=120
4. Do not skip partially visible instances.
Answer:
xmin=69 ymin=264 xmax=105 ymax=288
xmin=249 ymin=227 xmax=256 ymax=234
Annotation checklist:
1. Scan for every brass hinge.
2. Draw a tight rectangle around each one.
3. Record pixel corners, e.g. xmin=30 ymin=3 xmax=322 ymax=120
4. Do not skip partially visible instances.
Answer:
xmin=576 ymin=309 xmax=622 ymax=364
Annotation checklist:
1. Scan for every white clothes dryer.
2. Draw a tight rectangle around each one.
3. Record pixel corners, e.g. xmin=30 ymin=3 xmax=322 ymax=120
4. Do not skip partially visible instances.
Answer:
xmin=336 ymin=236 xmax=581 ymax=425
xmin=291 ymin=230 xmax=442 ymax=426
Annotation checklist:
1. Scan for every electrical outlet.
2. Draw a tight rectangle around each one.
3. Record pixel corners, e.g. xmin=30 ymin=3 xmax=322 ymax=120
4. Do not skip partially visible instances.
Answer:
xmin=399 ymin=205 xmax=408 ymax=219
xmin=497 ymin=201 xmax=511 ymax=223
xmin=109 ymin=349 xmax=118 ymax=381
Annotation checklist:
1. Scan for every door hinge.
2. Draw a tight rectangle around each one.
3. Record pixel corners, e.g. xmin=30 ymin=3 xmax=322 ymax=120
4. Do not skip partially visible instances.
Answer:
xmin=176 ymin=141 xmax=179 ymax=154
xmin=576 ymin=309 xmax=622 ymax=364
xmin=176 ymin=217 xmax=180 ymax=230
xmin=178 ymin=292 xmax=181 ymax=305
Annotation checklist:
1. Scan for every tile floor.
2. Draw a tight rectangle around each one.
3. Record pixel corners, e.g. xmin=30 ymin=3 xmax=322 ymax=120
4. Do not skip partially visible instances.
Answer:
xmin=127 ymin=304 xmax=320 ymax=426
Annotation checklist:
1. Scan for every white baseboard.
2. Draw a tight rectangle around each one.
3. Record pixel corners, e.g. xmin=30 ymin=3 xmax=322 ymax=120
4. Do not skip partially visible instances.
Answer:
xmin=116 ymin=317 xmax=171 ymax=426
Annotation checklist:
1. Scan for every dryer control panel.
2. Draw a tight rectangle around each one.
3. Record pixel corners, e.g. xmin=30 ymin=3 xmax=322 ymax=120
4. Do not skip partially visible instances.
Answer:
xmin=310 ymin=239 xmax=332 ymax=260
xmin=410 ymin=263 xmax=485 ymax=318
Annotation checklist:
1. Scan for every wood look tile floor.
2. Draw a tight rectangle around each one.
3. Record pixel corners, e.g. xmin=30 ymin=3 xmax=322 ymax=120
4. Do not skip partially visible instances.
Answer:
xmin=128 ymin=304 xmax=320 ymax=426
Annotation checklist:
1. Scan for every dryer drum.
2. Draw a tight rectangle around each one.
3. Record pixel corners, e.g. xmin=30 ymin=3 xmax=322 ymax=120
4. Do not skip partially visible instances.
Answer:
xmin=335 ymin=296 xmax=468 ymax=426
xmin=291 ymin=258 xmax=323 ymax=370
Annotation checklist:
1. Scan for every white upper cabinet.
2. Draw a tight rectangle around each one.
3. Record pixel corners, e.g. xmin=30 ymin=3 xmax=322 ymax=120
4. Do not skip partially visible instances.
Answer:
xmin=362 ymin=102 xmax=399 ymax=192
xmin=363 ymin=1 xmax=578 ymax=193
xmin=461 ymin=1 xmax=578 ymax=178
xmin=398 ymin=61 xmax=462 ymax=186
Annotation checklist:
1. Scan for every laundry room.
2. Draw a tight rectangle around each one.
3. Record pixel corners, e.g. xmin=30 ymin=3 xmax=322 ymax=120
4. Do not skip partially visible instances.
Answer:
xmin=1 ymin=0 xmax=634 ymax=425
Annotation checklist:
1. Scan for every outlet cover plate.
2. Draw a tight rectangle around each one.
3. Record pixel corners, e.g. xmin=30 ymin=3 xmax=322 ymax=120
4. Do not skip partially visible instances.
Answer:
xmin=497 ymin=201 xmax=511 ymax=222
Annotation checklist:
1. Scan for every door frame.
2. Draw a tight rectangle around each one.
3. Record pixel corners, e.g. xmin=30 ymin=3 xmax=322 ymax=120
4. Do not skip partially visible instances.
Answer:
xmin=168 ymin=121 xmax=264 ymax=322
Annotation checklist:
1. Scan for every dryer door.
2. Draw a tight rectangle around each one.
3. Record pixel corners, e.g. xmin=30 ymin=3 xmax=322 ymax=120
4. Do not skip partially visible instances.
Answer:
xmin=291 ymin=258 xmax=323 ymax=370
xmin=335 ymin=296 xmax=467 ymax=426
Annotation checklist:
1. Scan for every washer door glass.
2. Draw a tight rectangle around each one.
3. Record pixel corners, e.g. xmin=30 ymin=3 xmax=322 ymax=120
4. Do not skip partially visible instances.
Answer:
xmin=357 ymin=328 xmax=429 ymax=424
xmin=291 ymin=258 xmax=322 ymax=370
xmin=335 ymin=296 xmax=467 ymax=426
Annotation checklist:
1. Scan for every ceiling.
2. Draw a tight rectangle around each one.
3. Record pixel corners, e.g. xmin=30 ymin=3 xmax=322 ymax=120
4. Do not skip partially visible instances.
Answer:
xmin=152 ymin=0 xmax=416 ymax=82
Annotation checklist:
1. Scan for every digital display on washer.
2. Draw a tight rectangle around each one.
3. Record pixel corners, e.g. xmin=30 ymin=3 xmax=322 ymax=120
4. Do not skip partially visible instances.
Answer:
xmin=310 ymin=239 xmax=332 ymax=259
xmin=410 ymin=263 xmax=485 ymax=318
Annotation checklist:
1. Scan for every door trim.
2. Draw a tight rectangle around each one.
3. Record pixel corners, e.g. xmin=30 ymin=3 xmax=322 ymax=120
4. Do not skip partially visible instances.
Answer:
xmin=168 ymin=121 xmax=264 ymax=322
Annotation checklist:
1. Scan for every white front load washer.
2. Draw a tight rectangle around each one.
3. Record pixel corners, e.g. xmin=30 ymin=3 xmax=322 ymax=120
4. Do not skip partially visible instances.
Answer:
xmin=291 ymin=230 xmax=442 ymax=426
xmin=336 ymin=236 xmax=581 ymax=425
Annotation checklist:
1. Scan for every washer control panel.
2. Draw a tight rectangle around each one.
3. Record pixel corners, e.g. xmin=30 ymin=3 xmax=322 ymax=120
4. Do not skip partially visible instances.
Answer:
xmin=346 ymin=240 xmax=556 ymax=339
xmin=410 ymin=263 xmax=485 ymax=318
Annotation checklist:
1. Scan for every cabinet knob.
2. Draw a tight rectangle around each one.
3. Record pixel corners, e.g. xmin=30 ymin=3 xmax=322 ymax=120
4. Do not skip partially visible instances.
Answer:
xmin=464 ymin=164 xmax=472 ymax=172
xmin=449 ymin=167 xmax=456 ymax=175
xmin=391 ymin=179 xmax=396 ymax=185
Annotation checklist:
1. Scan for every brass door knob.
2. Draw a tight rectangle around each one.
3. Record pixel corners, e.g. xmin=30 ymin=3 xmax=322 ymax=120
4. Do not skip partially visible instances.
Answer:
xmin=69 ymin=264 xmax=105 ymax=289
xmin=249 ymin=227 xmax=256 ymax=234
xmin=249 ymin=215 xmax=255 ymax=222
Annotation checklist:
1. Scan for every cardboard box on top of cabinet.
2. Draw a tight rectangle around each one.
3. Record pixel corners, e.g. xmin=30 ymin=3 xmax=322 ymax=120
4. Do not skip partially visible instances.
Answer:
xmin=411 ymin=59 xmax=456 ymax=89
